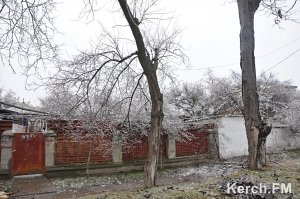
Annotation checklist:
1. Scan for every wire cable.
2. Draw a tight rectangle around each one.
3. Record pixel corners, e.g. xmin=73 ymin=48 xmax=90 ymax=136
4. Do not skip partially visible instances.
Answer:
xmin=264 ymin=49 xmax=300 ymax=73
xmin=180 ymin=35 xmax=300 ymax=71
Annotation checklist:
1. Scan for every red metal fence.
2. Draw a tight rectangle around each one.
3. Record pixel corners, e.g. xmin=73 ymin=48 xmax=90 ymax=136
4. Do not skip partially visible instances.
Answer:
xmin=11 ymin=133 xmax=45 ymax=176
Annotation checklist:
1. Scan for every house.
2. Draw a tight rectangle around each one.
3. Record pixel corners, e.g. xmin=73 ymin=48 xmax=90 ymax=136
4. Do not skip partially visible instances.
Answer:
xmin=0 ymin=101 xmax=48 ymax=132
xmin=218 ymin=115 xmax=300 ymax=158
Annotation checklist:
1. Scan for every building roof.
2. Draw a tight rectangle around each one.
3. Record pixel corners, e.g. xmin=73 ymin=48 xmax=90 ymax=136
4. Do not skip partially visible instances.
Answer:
xmin=0 ymin=101 xmax=49 ymax=119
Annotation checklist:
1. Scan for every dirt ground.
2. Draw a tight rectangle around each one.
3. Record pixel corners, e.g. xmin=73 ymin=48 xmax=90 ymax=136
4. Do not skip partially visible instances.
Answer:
xmin=1 ymin=148 xmax=299 ymax=199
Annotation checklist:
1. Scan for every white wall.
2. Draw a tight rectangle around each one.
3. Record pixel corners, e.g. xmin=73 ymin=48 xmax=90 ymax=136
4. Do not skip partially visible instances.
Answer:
xmin=12 ymin=123 xmax=26 ymax=133
xmin=267 ymin=128 xmax=300 ymax=149
xmin=218 ymin=117 xmax=248 ymax=158
xmin=218 ymin=116 xmax=300 ymax=158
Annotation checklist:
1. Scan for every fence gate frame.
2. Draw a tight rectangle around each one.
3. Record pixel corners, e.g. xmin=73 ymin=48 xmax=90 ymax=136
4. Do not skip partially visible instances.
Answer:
xmin=11 ymin=133 xmax=45 ymax=176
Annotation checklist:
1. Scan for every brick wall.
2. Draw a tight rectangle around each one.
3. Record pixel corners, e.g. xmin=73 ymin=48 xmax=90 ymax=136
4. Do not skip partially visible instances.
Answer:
xmin=0 ymin=120 xmax=13 ymax=133
xmin=1 ymin=119 xmax=214 ymax=171
xmin=49 ymin=120 xmax=211 ymax=165
xmin=54 ymin=130 xmax=207 ymax=164
xmin=55 ymin=133 xmax=112 ymax=165
xmin=122 ymin=134 xmax=168 ymax=161
xmin=122 ymin=135 xmax=148 ymax=161
xmin=176 ymin=130 xmax=208 ymax=157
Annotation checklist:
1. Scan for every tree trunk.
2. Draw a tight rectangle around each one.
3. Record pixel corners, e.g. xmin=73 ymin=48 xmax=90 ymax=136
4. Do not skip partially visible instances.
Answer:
xmin=144 ymin=69 xmax=163 ymax=187
xmin=237 ymin=0 xmax=271 ymax=169
xmin=118 ymin=0 xmax=163 ymax=187
xmin=258 ymin=123 xmax=272 ymax=166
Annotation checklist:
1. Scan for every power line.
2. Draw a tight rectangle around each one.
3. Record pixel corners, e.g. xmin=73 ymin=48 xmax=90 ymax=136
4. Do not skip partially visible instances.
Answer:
xmin=256 ymin=35 xmax=300 ymax=58
xmin=264 ymin=49 xmax=300 ymax=73
xmin=180 ymin=35 xmax=300 ymax=71
xmin=180 ymin=63 xmax=238 ymax=71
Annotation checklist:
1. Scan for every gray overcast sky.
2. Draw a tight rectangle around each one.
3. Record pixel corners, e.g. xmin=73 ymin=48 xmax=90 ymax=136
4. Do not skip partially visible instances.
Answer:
xmin=1 ymin=0 xmax=300 ymax=106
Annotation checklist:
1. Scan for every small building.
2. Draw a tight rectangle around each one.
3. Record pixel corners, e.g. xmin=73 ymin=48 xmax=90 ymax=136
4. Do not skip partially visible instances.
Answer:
xmin=218 ymin=116 xmax=300 ymax=158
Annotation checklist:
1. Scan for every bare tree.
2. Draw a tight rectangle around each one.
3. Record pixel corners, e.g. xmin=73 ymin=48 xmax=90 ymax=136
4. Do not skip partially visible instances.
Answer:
xmin=0 ymin=87 xmax=33 ymax=108
xmin=0 ymin=0 xmax=58 ymax=73
xmin=43 ymin=0 xmax=186 ymax=187
xmin=236 ymin=0 xmax=298 ymax=169
xmin=39 ymin=89 xmax=83 ymax=117
xmin=168 ymin=70 xmax=295 ymax=121
xmin=206 ymin=71 xmax=243 ymax=116
xmin=168 ymin=82 xmax=209 ymax=119
xmin=284 ymin=93 xmax=300 ymax=134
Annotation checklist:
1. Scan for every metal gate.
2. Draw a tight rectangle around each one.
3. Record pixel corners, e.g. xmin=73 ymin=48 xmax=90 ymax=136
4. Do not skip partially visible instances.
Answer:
xmin=11 ymin=133 xmax=45 ymax=176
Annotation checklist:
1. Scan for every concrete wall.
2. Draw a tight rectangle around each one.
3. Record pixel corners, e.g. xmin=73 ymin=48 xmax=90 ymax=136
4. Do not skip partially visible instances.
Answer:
xmin=267 ymin=127 xmax=300 ymax=149
xmin=207 ymin=128 xmax=220 ymax=159
xmin=218 ymin=117 xmax=248 ymax=158
xmin=0 ymin=131 xmax=13 ymax=170
xmin=12 ymin=124 xmax=26 ymax=133
xmin=218 ymin=116 xmax=300 ymax=158
xmin=45 ymin=130 xmax=56 ymax=167
xmin=167 ymin=134 xmax=176 ymax=159
xmin=112 ymin=132 xmax=122 ymax=163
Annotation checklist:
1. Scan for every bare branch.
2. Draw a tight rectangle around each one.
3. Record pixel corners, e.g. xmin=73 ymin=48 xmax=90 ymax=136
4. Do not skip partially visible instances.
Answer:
xmin=124 ymin=73 xmax=144 ymax=125
xmin=0 ymin=0 xmax=58 ymax=72
xmin=260 ymin=0 xmax=299 ymax=24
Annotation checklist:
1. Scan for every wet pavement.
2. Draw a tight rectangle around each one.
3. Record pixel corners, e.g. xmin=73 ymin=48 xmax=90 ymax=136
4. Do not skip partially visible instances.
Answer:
xmin=11 ymin=176 xmax=57 ymax=199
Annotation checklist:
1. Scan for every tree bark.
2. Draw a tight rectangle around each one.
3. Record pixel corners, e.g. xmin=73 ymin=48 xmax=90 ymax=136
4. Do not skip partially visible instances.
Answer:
xmin=144 ymin=69 xmax=163 ymax=187
xmin=237 ymin=0 xmax=271 ymax=169
xmin=118 ymin=0 xmax=163 ymax=187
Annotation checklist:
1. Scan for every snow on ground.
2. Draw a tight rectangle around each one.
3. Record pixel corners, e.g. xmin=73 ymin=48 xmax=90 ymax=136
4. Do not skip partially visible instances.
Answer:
xmin=52 ymin=173 xmax=143 ymax=189
xmin=52 ymin=160 xmax=243 ymax=190
xmin=173 ymin=162 xmax=241 ymax=178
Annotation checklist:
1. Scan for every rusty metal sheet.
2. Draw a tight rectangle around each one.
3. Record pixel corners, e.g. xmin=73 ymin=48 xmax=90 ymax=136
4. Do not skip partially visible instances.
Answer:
xmin=11 ymin=133 xmax=45 ymax=176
